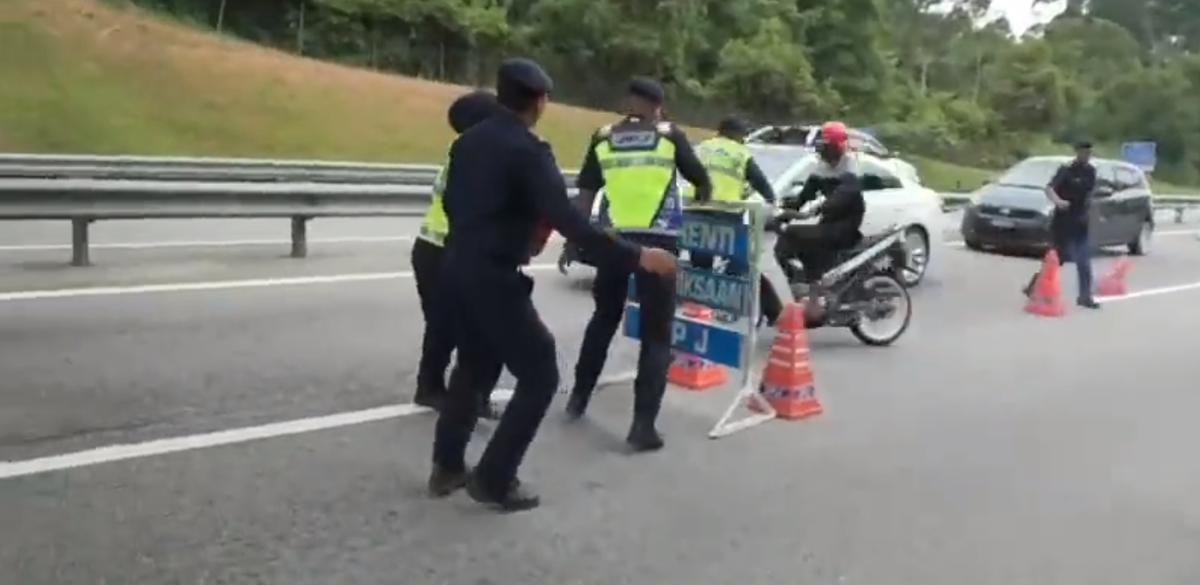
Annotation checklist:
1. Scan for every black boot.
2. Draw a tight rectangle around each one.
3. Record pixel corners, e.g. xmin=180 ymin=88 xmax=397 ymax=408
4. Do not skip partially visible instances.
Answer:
xmin=565 ymin=390 xmax=592 ymax=420
xmin=465 ymin=473 xmax=541 ymax=512
xmin=427 ymin=465 xmax=469 ymax=498
xmin=626 ymin=418 xmax=665 ymax=452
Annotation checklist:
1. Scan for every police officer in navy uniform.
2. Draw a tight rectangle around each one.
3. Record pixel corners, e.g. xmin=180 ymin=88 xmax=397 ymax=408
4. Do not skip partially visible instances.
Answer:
xmin=412 ymin=89 xmax=502 ymax=413
xmin=1025 ymin=140 xmax=1101 ymax=309
xmin=565 ymin=77 xmax=713 ymax=452
xmin=428 ymin=59 xmax=678 ymax=512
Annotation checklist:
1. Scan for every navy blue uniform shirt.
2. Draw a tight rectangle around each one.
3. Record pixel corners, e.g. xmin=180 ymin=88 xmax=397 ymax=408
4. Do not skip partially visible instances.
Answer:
xmin=1049 ymin=160 xmax=1096 ymax=233
xmin=441 ymin=110 xmax=642 ymax=272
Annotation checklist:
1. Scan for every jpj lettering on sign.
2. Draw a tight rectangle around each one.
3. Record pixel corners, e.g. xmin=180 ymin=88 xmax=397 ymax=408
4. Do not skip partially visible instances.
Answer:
xmin=622 ymin=304 xmax=743 ymax=368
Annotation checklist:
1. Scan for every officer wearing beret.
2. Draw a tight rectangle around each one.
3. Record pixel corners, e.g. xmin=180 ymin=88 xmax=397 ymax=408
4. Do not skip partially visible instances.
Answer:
xmin=565 ymin=76 xmax=713 ymax=452
xmin=428 ymin=59 xmax=679 ymax=512
xmin=412 ymin=89 xmax=502 ymax=413
xmin=1025 ymin=140 xmax=1101 ymax=309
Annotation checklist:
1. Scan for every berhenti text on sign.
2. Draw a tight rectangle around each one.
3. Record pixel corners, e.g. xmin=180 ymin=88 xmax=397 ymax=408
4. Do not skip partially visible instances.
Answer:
xmin=677 ymin=214 xmax=749 ymax=261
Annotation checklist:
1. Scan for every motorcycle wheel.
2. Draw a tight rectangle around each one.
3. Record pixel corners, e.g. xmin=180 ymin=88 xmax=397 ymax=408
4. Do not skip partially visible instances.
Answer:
xmin=848 ymin=272 xmax=912 ymax=347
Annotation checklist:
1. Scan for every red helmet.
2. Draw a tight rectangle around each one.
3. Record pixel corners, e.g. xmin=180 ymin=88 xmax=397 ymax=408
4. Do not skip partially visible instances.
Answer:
xmin=816 ymin=121 xmax=849 ymax=164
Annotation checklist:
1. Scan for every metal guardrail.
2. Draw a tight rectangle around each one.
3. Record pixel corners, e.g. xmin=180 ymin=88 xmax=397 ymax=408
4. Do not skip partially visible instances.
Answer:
xmin=938 ymin=193 xmax=1200 ymax=223
xmin=0 ymin=154 xmax=1195 ymax=267
xmin=0 ymin=154 xmax=582 ymax=185
xmin=0 ymin=179 xmax=449 ymax=266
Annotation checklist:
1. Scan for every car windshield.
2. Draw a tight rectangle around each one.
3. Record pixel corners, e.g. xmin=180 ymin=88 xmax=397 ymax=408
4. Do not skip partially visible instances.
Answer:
xmin=995 ymin=159 xmax=1065 ymax=188
xmin=747 ymin=147 xmax=808 ymax=182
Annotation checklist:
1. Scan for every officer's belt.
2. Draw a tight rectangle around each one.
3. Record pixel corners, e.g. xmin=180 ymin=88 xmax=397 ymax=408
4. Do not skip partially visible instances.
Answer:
xmin=417 ymin=225 xmax=446 ymax=246
xmin=609 ymin=227 xmax=678 ymax=254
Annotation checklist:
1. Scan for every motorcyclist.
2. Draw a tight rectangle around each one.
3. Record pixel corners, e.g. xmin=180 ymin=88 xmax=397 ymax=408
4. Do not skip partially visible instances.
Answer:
xmin=777 ymin=120 xmax=866 ymax=321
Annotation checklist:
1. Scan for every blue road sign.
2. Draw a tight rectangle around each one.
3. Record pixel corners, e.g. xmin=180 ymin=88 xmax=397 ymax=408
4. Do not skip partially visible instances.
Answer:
xmin=1121 ymin=141 xmax=1156 ymax=171
xmin=623 ymin=204 xmax=758 ymax=372
xmin=622 ymin=304 xmax=744 ymax=368
xmin=677 ymin=212 xmax=750 ymax=262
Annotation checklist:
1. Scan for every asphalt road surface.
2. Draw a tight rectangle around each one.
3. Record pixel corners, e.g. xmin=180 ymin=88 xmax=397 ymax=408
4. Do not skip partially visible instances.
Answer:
xmin=2 ymin=214 xmax=1200 ymax=585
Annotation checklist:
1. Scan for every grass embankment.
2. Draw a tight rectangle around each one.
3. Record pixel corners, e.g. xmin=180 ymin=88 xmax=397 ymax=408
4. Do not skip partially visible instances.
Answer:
xmin=0 ymin=0 xmax=1194 ymax=195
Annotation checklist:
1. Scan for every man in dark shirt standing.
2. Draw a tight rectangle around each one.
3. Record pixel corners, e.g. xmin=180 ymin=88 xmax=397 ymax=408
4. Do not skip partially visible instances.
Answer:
xmin=1033 ymin=141 xmax=1100 ymax=309
xmin=564 ymin=77 xmax=713 ymax=452
xmin=428 ymin=58 xmax=678 ymax=512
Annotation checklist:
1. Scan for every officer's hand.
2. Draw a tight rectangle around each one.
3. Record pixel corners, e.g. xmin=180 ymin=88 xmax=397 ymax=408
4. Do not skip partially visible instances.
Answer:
xmin=638 ymin=247 xmax=678 ymax=275
xmin=1053 ymin=198 xmax=1070 ymax=209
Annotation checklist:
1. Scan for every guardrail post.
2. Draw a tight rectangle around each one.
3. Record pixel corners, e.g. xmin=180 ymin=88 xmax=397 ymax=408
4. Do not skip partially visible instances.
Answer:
xmin=1176 ymin=207 xmax=1185 ymax=224
xmin=290 ymin=216 xmax=309 ymax=258
xmin=70 ymin=218 xmax=91 ymax=266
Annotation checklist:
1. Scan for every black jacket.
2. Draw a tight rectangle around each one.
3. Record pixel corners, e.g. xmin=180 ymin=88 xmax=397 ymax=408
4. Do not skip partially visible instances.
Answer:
xmin=788 ymin=169 xmax=866 ymax=246
xmin=441 ymin=111 xmax=641 ymax=271
xmin=1049 ymin=160 xmax=1096 ymax=233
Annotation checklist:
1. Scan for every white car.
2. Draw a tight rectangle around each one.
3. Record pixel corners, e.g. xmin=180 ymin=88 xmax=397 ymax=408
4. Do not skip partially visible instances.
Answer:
xmin=563 ymin=145 xmax=945 ymax=286
xmin=748 ymin=144 xmax=946 ymax=286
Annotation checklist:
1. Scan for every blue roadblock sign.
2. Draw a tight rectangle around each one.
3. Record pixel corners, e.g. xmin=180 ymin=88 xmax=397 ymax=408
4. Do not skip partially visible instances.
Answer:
xmin=623 ymin=208 xmax=756 ymax=369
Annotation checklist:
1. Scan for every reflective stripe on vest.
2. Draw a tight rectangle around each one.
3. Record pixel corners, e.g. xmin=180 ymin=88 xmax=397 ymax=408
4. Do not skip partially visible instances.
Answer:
xmin=594 ymin=132 xmax=678 ymax=230
xmin=417 ymin=163 xmax=449 ymax=247
xmin=684 ymin=136 xmax=751 ymax=202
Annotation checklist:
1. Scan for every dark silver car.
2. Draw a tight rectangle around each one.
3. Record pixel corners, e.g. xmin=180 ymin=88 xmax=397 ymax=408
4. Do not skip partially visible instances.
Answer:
xmin=960 ymin=156 xmax=1155 ymax=255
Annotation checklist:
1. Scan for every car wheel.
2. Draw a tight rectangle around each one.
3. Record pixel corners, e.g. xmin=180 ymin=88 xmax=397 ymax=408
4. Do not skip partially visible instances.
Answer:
xmin=964 ymin=238 xmax=982 ymax=251
xmin=1128 ymin=218 xmax=1152 ymax=256
xmin=900 ymin=227 xmax=930 ymax=287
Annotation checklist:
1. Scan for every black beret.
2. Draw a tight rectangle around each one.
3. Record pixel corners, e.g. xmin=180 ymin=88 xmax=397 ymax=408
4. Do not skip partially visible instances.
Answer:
xmin=628 ymin=77 xmax=665 ymax=104
xmin=497 ymin=58 xmax=553 ymax=95
xmin=1074 ymin=139 xmax=1093 ymax=149
xmin=447 ymin=89 xmax=499 ymax=134
xmin=718 ymin=115 xmax=750 ymax=135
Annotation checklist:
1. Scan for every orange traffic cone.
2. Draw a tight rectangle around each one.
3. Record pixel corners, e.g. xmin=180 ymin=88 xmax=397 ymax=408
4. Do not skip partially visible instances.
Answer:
xmin=751 ymin=303 xmax=822 ymax=420
xmin=667 ymin=303 xmax=727 ymax=390
xmin=1096 ymin=256 xmax=1130 ymax=297
xmin=1025 ymin=250 xmax=1066 ymax=317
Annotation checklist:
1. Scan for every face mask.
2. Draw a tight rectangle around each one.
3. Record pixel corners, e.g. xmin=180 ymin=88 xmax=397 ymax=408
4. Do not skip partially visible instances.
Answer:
xmin=817 ymin=143 xmax=844 ymax=165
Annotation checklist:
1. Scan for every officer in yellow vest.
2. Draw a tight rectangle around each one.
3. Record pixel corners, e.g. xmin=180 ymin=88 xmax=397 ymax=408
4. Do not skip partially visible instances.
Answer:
xmin=685 ymin=115 xmax=784 ymax=325
xmin=565 ymin=77 xmax=713 ymax=452
xmin=412 ymin=89 xmax=501 ymax=411
xmin=686 ymin=115 xmax=777 ymax=206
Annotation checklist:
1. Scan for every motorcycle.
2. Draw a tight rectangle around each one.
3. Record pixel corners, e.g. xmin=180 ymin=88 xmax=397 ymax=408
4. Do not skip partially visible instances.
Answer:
xmin=758 ymin=204 xmax=913 ymax=346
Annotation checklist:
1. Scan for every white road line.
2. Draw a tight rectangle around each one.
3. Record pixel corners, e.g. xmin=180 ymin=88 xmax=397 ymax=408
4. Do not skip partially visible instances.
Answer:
xmin=0 ymin=235 xmax=414 ymax=252
xmin=1 ymin=274 xmax=1198 ymax=480
xmin=0 ymin=404 xmax=430 ymax=480
xmin=1099 ymin=280 xmax=1200 ymax=303
xmin=0 ymin=230 xmax=1189 ymax=253
xmin=0 ymin=233 xmax=570 ymax=253
xmin=0 ymin=263 xmax=559 ymax=302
